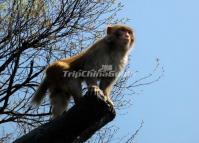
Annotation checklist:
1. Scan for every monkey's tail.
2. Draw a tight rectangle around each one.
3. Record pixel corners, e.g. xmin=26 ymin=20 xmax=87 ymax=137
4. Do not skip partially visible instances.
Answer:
xmin=31 ymin=78 xmax=48 ymax=105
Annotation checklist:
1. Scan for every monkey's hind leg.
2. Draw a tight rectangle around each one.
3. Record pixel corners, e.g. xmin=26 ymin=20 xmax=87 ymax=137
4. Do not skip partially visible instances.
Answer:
xmin=66 ymin=79 xmax=83 ymax=105
xmin=50 ymin=89 xmax=70 ymax=119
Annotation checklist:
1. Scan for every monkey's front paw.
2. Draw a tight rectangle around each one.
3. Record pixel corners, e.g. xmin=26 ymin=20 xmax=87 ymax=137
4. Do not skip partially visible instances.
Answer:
xmin=108 ymin=99 xmax=114 ymax=106
xmin=88 ymin=85 xmax=104 ymax=96
xmin=105 ymin=97 xmax=114 ymax=107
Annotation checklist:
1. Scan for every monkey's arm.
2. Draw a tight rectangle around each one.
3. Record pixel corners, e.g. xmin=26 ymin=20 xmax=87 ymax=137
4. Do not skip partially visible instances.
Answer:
xmin=86 ymin=78 xmax=104 ymax=96
xmin=86 ymin=78 xmax=98 ymax=87
xmin=99 ymin=77 xmax=116 ymax=105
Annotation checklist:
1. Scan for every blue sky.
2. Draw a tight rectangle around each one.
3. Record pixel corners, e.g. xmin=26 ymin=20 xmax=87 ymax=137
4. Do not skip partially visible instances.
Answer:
xmin=114 ymin=0 xmax=199 ymax=143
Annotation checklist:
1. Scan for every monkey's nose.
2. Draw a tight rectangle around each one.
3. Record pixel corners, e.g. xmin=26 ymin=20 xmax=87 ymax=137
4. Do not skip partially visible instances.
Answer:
xmin=124 ymin=34 xmax=130 ymax=39
xmin=124 ymin=32 xmax=130 ymax=38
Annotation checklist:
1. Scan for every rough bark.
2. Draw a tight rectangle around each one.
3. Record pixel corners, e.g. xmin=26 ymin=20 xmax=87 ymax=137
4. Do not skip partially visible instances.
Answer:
xmin=13 ymin=93 xmax=116 ymax=143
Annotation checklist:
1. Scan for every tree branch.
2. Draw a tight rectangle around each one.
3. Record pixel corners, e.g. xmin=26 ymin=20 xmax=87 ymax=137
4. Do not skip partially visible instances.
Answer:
xmin=13 ymin=92 xmax=116 ymax=143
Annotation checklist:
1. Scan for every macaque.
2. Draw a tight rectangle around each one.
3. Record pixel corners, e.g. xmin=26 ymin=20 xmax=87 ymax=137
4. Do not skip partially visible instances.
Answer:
xmin=32 ymin=24 xmax=134 ymax=118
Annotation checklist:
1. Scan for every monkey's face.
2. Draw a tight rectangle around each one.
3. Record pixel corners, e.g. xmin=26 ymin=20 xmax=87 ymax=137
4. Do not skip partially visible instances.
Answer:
xmin=107 ymin=25 xmax=134 ymax=47
xmin=116 ymin=29 xmax=132 ymax=43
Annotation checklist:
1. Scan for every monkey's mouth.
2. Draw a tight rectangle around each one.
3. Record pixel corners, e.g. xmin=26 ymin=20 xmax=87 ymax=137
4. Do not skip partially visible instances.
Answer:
xmin=123 ymin=37 xmax=130 ymax=43
xmin=123 ymin=36 xmax=130 ymax=41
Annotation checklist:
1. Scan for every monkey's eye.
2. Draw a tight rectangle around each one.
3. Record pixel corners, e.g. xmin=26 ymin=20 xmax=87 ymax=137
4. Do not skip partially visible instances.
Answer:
xmin=120 ymin=29 xmax=132 ymax=35
xmin=125 ymin=30 xmax=132 ymax=35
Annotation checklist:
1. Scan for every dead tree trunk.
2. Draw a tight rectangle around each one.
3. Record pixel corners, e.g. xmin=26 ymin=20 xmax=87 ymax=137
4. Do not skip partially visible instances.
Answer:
xmin=13 ymin=92 xmax=116 ymax=143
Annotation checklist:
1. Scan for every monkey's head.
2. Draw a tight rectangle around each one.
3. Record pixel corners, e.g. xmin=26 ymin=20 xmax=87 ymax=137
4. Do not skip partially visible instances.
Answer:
xmin=107 ymin=24 xmax=134 ymax=47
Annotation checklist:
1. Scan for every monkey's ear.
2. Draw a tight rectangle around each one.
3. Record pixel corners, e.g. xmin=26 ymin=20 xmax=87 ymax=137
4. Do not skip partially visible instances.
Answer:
xmin=107 ymin=26 xmax=113 ymax=35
